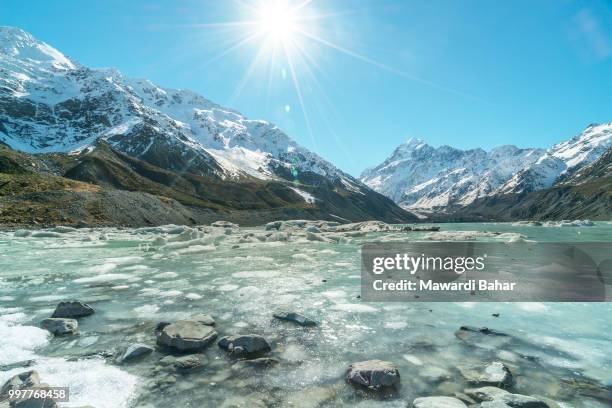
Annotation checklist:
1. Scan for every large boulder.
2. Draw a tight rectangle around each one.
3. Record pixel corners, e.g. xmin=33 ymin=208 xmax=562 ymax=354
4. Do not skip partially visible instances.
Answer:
xmin=51 ymin=301 xmax=94 ymax=319
xmin=218 ymin=334 xmax=271 ymax=357
xmin=40 ymin=318 xmax=78 ymax=336
xmin=156 ymin=320 xmax=218 ymax=352
xmin=345 ymin=360 xmax=400 ymax=391
xmin=272 ymin=311 xmax=317 ymax=327
xmin=412 ymin=396 xmax=468 ymax=408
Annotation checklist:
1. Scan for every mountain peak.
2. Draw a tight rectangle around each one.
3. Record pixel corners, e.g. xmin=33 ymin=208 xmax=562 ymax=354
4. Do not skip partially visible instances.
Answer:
xmin=0 ymin=26 xmax=75 ymax=70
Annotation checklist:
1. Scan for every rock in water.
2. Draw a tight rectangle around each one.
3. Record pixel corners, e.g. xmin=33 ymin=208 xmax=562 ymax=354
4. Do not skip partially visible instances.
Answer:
xmin=464 ymin=386 xmax=510 ymax=401
xmin=497 ymin=394 xmax=550 ymax=408
xmin=157 ymin=321 xmax=218 ymax=351
xmin=120 ymin=343 xmax=154 ymax=362
xmin=211 ymin=221 xmax=239 ymax=228
xmin=412 ymin=396 xmax=468 ymax=408
xmin=272 ymin=311 xmax=318 ymax=327
xmin=0 ymin=370 xmax=58 ymax=408
xmin=51 ymin=301 xmax=94 ymax=318
xmin=345 ymin=360 xmax=400 ymax=391
xmin=40 ymin=318 xmax=78 ymax=335
xmin=218 ymin=335 xmax=271 ymax=357
xmin=460 ymin=362 xmax=513 ymax=388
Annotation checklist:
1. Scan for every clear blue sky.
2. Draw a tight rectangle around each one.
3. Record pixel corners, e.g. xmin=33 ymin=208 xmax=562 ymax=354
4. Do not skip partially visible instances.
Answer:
xmin=2 ymin=0 xmax=611 ymax=176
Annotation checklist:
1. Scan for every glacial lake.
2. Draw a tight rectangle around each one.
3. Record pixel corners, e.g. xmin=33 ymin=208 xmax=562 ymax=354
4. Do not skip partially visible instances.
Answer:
xmin=0 ymin=222 xmax=610 ymax=407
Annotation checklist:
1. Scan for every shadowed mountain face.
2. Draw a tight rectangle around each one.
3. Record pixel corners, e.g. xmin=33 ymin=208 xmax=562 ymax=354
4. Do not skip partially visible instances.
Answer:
xmin=0 ymin=27 xmax=416 ymax=226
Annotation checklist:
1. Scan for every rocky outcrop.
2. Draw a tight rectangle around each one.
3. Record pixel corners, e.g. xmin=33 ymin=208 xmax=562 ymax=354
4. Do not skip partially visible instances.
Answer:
xmin=156 ymin=320 xmax=218 ymax=352
xmin=272 ymin=311 xmax=317 ymax=327
xmin=218 ymin=335 xmax=271 ymax=358
xmin=51 ymin=301 xmax=94 ymax=319
xmin=40 ymin=318 xmax=78 ymax=336
xmin=345 ymin=360 xmax=400 ymax=391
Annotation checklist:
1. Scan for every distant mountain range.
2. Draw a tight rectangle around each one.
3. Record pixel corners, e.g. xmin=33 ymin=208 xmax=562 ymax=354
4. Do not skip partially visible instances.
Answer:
xmin=0 ymin=27 xmax=414 ymax=227
xmin=361 ymin=123 xmax=612 ymax=220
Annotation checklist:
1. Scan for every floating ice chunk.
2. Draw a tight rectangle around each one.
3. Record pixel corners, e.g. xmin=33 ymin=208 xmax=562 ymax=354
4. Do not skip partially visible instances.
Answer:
xmin=154 ymin=271 xmax=179 ymax=279
xmin=517 ymin=302 xmax=549 ymax=312
xmin=133 ymin=304 xmax=159 ymax=317
xmin=74 ymin=273 xmax=133 ymax=283
xmin=403 ymin=354 xmax=423 ymax=366
xmin=174 ymin=244 xmax=216 ymax=255
xmin=232 ymin=270 xmax=279 ymax=279
xmin=13 ymin=229 xmax=32 ymax=237
xmin=159 ymin=290 xmax=183 ymax=297
xmin=330 ymin=303 xmax=378 ymax=313
xmin=384 ymin=321 xmax=408 ymax=329
xmin=0 ymin=319 xmax=50 ymax=365
xmin=29 ymin=294 xmax=66 ymax=302
xmin=85 ymin=263 xmax=118 ymax=274
xmin=218 ymin=284 xmax=239 ymax=291
xmin=30 ymin=231 xmax=63 ymax=238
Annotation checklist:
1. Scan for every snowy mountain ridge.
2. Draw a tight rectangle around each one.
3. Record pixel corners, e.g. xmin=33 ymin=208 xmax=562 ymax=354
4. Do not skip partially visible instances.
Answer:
xmin=361 ymin=123 xmax=612 ymax=210
xmin=0 ymin=26 xmax=361 ymax=193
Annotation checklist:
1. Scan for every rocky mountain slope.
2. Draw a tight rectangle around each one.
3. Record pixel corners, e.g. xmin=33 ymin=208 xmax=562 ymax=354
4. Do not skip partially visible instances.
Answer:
xmin=446 ymin=148 xmax=612 ymax=221
xmin=360 ymin=138 xmax=544 ymax=209
xmin=0 ymin=26 xmax=416 ymax=226
xmin=361 ymin=123 xmax=612 ymax=216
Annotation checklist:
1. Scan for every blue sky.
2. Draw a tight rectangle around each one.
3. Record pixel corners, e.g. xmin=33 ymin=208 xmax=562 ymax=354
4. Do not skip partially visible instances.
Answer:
xmin=2 ymin=0 xmax=611 ymax=176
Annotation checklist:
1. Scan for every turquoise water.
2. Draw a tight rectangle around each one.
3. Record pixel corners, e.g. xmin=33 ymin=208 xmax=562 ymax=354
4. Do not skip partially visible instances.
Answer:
xmin=0 ymin=222 xmax=610 ymax=407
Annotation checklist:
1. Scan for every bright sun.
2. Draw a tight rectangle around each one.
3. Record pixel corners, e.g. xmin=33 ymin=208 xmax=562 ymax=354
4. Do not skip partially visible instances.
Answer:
xmin=256 ymin=1 xmax=298 ymax=43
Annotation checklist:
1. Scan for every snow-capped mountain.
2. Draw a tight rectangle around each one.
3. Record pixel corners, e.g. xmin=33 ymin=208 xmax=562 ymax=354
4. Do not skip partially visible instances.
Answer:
xmin=361 ymin=123 xmax=612 ymax=210
xmin=495 ymin=122 xmax=612 ymax=194
xmin=0 ymin=27 xmax=360 ymax=190
xmin=360 ymin=138 xmax=544 ymax=209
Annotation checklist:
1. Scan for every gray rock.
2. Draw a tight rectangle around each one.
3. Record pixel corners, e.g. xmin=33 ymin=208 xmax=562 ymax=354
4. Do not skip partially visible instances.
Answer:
xmin=460 ymin=362 xmax=513 ymax=388
xmin=120 ymin=343 xmax=153 ymax=362
xmin=480 ymin=402 xmax=512 ymax=408
xmin=420 ymin=366 xmax=451 ymax=383
xmin=233 ymin=358 xmax=279 ymax=370
xmin=185 ymin=314 xmax=215 ymax=326
xmin=265 ymin=221 xmax=282 ymax=231
xmin=464 ymin=386 xmax=510 ymax=401
xmin=0 ymin=371 xmax=58 ymax=408
xmin=158 ymin=354 xmax=205 ymax=372
xmin=156 ymin=320 xmax=218 ymax=351
xmin=498 ymin=394 xmax=550 ymax=408
xmin=40 ymin=318 xmax=78 ymax=335
xmin=218 ymin=334 xmax=271 ymax=357
xmin=272 ymin=311 xmax=317 ymax=327
xmin=412 ymin=396 xmax=468 ymax=408
xmin=1 ymin=371 xmax=40 ymax=397
xmin=51 ymin=301 xmax=94 ymax=318
xmin=345 ymin=360 xmax=400 ymax=391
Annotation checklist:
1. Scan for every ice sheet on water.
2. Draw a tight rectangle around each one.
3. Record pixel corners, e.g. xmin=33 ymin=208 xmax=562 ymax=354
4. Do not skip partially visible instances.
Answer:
xmin=0 ymin=357 xmax=137 ymax=408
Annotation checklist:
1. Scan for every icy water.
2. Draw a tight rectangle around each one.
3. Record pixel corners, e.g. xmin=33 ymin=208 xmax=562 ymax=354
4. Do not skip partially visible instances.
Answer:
xmin=0 ymin=222 xmax=610 ymax=408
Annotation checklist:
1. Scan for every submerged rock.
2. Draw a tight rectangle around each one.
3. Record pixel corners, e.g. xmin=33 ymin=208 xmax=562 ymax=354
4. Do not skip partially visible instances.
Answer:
xmin=120 ymin=343 xmax=154 ymax=362
xmin=51 ymin=301 xmax=95 ymax=319
xmin=272 ymin=311 xmax=317 ymax=327
xmin=412 ymin=396 xmax=468 ymax=408
xmin=157 ymin=320 xmax=218 ymax=351
xmin=218 ymin=334 xmax=271 ymax=357
xmin=40 ymin=318 xmax=78 ymax=335
xmin=464 ymin=386 xmax=510 ymax=401
xmin=232 ymin=357 xmax=279 ymax=370
xmin=159 ymin=354 xmax=205 ymax=372
xmin=460 ymin=362 xmax=513 ymax=388
xmin=345 ymin=360 xmax=400 ymax=391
